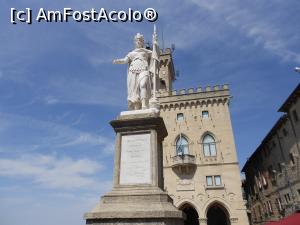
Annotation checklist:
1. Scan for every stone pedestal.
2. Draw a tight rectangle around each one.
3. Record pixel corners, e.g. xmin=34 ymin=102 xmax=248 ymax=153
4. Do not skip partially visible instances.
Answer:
xmin=84 ymin=111 xmax=184 ymax=225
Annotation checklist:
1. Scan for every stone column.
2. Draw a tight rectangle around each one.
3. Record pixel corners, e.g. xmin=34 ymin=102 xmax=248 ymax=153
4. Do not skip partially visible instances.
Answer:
xmin=85 ymin=112 xmax=184 ymax=225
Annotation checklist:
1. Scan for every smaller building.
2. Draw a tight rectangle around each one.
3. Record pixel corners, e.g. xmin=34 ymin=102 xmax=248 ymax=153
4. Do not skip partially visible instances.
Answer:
xmin=242 ymin=84 xmax=300 ymax=225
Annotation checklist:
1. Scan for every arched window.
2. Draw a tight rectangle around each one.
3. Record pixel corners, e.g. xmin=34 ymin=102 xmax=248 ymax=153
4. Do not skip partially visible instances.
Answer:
xmin=176 ymin=135 xmax=189 ymax=155
xmin=203 ymin=134 xmax=217 ymax=156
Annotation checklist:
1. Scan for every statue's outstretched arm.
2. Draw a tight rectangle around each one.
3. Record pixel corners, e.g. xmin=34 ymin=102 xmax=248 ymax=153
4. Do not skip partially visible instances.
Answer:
xmin=113 ymin=56 xmax=129 ymax=64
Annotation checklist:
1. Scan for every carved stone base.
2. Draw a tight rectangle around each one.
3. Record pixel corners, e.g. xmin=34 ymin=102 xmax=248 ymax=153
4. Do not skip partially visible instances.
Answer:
xmin=85 ymin=190 xmax=184 ymax=225
xmin=84 ymin=113 xmax=184 ymax=225
xmin=87 ymin=219 xmax=183 ymax=225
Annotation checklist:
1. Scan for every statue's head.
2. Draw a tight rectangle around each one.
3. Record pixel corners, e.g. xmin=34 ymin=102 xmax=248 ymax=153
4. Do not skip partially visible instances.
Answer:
xmin=134 ymin=33 xmax=144 ymax=49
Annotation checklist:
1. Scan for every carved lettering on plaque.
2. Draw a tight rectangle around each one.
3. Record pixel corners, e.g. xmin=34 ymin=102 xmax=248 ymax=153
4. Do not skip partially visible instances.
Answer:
xmin=119 ymin=133 xmax=151 ymax=185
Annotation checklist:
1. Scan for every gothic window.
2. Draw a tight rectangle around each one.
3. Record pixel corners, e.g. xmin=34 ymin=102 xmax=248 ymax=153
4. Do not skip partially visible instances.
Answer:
xmin=176 ymin=135 xmax=189 ymax=155
xmin=203 ymin=134 xmax=217 ymax=156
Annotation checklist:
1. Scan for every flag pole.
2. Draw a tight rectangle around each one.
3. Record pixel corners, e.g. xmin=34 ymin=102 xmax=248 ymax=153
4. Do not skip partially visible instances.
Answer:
xmin=149 ymin=24 xmax=160 ymax=110
xmin=153 ymin=24 xmax=157 ymax=100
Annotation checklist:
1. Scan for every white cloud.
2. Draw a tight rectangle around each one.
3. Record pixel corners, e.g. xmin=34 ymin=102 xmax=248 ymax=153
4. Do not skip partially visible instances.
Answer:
xmin=190 ymin=0 xmax=300 ymax=64
xmin=89 ymin=57 xmax=113 ymax=66
xmin=59 ymin=133 xmax=105 ymax=147
xmin=0 ymin=112 xmax=114 ymax=154
xmin=71 ymin=113 xmax=84 ymax=126
xmin=0 ymin=190 xmax=108 ymax=225
xmin=45 ymin=96 xmax=59 ymax=104
xmin=45 ymin=77 xmax=125 ymax=107
xmin=0 ymin=154 xmax=104 ymax=189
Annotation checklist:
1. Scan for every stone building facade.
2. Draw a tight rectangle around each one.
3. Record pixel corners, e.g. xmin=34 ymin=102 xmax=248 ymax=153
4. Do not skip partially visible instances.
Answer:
xmin=242 ymin=84 xmax=300 ymax=225
xmin=157 ymin=49 xmax=249 ymax=225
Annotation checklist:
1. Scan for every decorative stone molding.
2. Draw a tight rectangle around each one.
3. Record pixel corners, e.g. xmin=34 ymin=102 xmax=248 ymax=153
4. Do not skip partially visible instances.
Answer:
xmin=160 ymin=98 xmax=229 ymax=111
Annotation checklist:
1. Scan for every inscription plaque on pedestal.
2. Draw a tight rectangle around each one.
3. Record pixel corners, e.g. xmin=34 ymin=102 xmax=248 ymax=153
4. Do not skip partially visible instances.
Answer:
xmin=119 ymin=133 xmax=151 ymax=185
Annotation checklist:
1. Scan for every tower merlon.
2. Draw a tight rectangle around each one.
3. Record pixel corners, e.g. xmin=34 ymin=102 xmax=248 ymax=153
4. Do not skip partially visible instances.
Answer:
xmin=160 ymin=48 xmax=172 ymax=54
xmin=188 ymin=88 xmax=194 ymax=94
xmin=158 ymin=84 xmax=231 ymax=109
xmin=159 ymin=84 xmax=230 ymax=97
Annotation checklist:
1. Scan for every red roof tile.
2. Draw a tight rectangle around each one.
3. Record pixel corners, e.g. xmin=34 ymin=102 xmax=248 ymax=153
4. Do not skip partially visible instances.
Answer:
xmin=264 ymin=213 xmax=300 ymax=225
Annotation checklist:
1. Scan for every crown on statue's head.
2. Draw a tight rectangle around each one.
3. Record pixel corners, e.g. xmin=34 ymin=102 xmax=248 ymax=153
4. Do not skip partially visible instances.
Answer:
xmin=134 ymin=33 xmax=144 ymax=41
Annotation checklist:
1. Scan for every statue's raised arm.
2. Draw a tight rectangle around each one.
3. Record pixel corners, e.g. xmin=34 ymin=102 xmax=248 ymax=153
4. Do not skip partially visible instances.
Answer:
xmin=113 ymin=57 xmax=129 ymax=65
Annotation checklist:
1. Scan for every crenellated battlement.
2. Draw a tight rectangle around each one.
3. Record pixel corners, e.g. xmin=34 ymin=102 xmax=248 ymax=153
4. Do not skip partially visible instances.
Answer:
xmin=159 ymin=84 xmax=229 ymax=97
xmin=158 ymin=84 xmax=230 ymax=111
xmin=160 ymin=48 xmax=172 ymax=55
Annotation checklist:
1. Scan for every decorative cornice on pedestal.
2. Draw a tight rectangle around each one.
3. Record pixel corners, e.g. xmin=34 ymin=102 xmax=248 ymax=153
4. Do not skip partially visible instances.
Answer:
xmin=110 ymin=115 xmax=168 ymax=140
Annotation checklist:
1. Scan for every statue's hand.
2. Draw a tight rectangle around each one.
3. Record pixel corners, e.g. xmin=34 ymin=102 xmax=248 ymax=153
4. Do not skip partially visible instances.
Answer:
xmin=112 ymin=59 xmax=118 ymax=64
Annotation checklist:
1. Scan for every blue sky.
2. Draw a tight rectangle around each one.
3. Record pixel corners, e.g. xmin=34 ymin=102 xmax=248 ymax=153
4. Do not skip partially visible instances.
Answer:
xmin=1 ymin=1 xmax=300 ymax=225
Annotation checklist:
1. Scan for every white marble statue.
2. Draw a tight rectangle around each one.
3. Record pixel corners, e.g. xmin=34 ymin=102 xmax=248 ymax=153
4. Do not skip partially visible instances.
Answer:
xmin=113 ymin=31 xmax=159 ymax=111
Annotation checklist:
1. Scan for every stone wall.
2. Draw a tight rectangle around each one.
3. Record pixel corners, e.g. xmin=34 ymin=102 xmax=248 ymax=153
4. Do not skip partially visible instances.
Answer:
xmin=159 ymin=85 xmax=249 ymax=225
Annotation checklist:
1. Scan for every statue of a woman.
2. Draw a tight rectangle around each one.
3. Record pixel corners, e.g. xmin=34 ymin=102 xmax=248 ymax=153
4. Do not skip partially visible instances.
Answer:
xmin=113 ymin=33 xmax=152 ymax=110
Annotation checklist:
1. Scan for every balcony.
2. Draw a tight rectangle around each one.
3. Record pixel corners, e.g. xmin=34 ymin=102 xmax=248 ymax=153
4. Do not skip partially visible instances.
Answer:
xmin=171 ymin=154 xmax=196 ymax=173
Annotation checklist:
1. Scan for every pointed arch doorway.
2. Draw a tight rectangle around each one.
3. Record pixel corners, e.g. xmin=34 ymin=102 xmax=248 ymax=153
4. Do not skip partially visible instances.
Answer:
xmin=179 ymin=203 xmax=199 ymax=225
xmin=206 ymin=203 xmax=230 ymax=225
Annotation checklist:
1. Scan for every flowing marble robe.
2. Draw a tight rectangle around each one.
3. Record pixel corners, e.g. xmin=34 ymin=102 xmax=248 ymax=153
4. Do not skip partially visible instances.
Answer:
xmin=126 ymin=48 xmax=152 ymax=104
